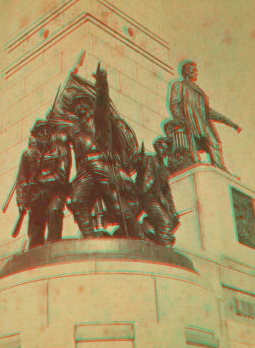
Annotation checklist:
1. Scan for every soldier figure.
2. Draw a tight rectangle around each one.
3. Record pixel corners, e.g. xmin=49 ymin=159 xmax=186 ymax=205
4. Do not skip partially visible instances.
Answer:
xmin=135 ymin=138 xmax=180 ymax=247
xmin=49 ymin=64 xmax=144 ymax=239
xmin=16 ymin=120 xmax=71 ymax=248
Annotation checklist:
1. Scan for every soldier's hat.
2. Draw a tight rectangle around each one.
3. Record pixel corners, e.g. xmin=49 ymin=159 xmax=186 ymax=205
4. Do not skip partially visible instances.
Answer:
xmin=30 ymin=119 xmax=49 ymax=136
xmin=163 ymin=120 xmax=184 ymax=134
xmin=153 ymin=135 xmax=172 ymax=147
xmin=71 ymin=95 xmax=94 ymax=115
xmin=73 ymin=94 xmax=94 ymax=106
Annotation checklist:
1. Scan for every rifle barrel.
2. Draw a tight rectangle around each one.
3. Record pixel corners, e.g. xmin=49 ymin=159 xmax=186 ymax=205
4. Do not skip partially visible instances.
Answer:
xmin=2 ymin=178 xmax=17 ymax=213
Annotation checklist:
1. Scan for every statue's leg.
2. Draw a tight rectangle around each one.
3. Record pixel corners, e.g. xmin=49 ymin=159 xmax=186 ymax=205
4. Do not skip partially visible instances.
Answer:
xmin=72 ymin=206 xmax=94 ymax=237
xmin=28 ymin=200 xmax=47 ymax=249
xmin=47 ymin=195 xmax=65 ymax=242
xmin=108 ymin=165 xmax=145 ymax=239
xmin=122 ymin=195 xmax=145 ymax=239
xmin=69 ymin=176 xmax=98 ymax=237
xmin=142 ymin=196 xmax=175 ymax=246
xmin=206 ymin=131 xmax=228 ymax=171
xmin=188 ymin=133 xmax=200 ymax=163
xmin=103 ymin=189 xmax=145 ymax=240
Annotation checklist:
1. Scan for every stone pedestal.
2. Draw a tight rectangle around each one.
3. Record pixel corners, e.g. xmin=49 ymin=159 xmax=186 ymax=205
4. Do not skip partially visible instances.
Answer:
xmin=170 ymin=164 xmax=255 ymax=267
xmin=0 ymin=239 xmax=221 ymax=348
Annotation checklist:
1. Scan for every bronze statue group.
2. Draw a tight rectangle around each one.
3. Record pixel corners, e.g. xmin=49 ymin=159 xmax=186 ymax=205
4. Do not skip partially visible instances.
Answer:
xmin=14 ymin=59 xmax=241 ymax=249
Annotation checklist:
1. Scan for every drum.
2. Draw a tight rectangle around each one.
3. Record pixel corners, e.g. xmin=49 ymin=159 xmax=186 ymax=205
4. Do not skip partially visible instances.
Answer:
xmin=172 ymin=129 xmax=190 ymax=152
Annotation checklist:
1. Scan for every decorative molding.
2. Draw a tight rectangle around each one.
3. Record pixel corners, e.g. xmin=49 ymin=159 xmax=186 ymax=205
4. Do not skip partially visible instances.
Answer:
xmin=0 ymin=333 xmax=21 ymax=348
xmin=96 ymin=0 xmax=170 ymax=47
xmin=5 ymin=0 xmax=169 ymax=52
xmin=5 ymin=0 xmax=78 ymax=51
xmin=185 ymin=327 xmax=219 ymax=348
xmin=222 ymin=284 xmax=255 ymax=298
xmin=3 ymin=0 xmax=173 ymax=78
xmin=3 ymin=11 xmax=88 ymax=76
xmin=3 ymin=14 xmax=172 ymax=79
xmin=223 ymin=257 xmax=255 ymax=275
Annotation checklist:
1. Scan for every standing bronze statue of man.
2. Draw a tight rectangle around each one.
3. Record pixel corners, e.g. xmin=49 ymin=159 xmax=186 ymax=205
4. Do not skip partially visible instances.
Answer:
xmin=170 ymin=61 xmax=242 ymax=171
xmin=16 ymin=120 xmax=71 ymax=249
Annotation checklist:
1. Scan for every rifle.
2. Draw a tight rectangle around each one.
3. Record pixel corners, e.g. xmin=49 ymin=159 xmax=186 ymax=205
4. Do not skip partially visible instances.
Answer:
xmin=2 ymin=82 xmax=62 ymax=215
xmin=2 ymin=176 xmax=17 ymax=213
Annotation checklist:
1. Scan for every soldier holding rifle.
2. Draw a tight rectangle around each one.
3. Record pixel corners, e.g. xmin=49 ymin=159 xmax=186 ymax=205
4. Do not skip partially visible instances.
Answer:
xmin=135 ymin=138 xmax=180 ymax=247
xmin=16 ymin=119 xmax=71 ymax=248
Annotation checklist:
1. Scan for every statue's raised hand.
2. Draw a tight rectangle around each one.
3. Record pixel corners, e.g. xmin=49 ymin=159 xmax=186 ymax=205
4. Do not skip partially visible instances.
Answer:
xmin=95 ymin=62 xmax=108 ymax=87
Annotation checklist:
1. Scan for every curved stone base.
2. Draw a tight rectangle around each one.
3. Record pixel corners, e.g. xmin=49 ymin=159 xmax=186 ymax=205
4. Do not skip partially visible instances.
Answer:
xmin=0 ymin=238 xmax=194 ymax=278
xmin=0 ymin=239 xmax=223 ymax=348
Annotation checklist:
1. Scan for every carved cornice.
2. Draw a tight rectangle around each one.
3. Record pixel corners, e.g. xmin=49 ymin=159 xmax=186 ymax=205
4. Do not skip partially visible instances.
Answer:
xmin=3 ymin=0 xmax=173 ymax=78
xmin=94 ymin=0 xmax=170 ymax=48
xmin=4 ymin=0 xmax=79 ymax=51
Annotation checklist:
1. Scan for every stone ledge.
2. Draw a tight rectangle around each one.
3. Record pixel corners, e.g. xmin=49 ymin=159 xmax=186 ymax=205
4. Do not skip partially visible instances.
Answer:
xmin=0 ymin=238 xmax=195 ymax=278
xmin=170 ymin=163 xmax=255 ymax=195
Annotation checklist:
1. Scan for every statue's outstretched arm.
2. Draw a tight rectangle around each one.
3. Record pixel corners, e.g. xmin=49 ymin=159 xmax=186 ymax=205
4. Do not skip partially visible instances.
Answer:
xmin=209 ymin=108 xmax=242 ymax=133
